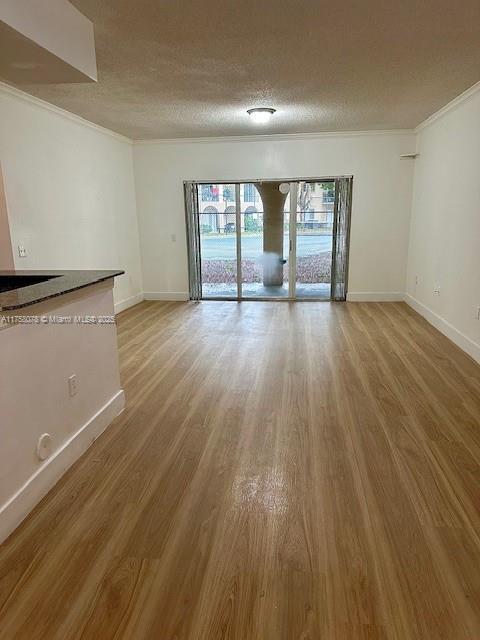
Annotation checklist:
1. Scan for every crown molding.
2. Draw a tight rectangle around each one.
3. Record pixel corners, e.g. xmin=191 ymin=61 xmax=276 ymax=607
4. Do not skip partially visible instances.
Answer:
xmin=0 ymin=82 xmax=417 ymax=145
xmin=415 ymin=81 xmax=480 ymax=133
xmin=133 ymin=129 xmax=415 ymax=146
xmin=0 ymin=81 xmax=132 ymax=144
xmin=3 ymin=77 xmax=479 ymax=144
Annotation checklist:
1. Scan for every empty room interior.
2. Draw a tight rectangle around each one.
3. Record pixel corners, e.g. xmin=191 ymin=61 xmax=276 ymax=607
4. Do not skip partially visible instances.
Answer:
xmin=1 ymin=1 xmax=480 ymax=638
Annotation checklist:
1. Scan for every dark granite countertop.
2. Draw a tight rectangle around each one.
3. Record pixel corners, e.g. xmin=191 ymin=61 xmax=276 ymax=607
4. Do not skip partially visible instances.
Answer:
xmin=0 ymin=270 xmax=124 ymax=311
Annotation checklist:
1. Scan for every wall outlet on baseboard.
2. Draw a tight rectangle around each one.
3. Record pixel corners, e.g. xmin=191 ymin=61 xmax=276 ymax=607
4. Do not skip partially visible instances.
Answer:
xmin=36 ymin=433 xmax=52 ymax=461
xmin=68 ymin=374 xmax=78 ymax=397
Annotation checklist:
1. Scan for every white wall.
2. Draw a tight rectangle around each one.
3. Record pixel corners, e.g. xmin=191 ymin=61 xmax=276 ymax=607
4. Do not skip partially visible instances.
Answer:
xmin=133 ymin=132 xmax=415 ymax=299
xmin=0 ymin=164 xmax=14 ymax=268
xmin=407 ymin=86 xmax=480 ymax=362
xmin=0 ymin=281 xmax=124 ymax=543
xmin=0 ymin=84 xmax=143 ymax=310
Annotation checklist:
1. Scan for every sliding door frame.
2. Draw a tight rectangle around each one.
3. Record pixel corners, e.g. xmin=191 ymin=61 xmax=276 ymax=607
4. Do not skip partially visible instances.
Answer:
xmin=235 ymin=183 xmax=242 ymax=298
xmin=288 ymin=182 xmax=298 ymax=299
xmin=185 ymin=176 xmax=352 ymax=302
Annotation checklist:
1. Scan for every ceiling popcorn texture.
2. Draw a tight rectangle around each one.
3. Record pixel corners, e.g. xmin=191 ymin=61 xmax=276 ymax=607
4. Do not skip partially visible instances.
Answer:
xmin=11 ymin=0 xmax=480 ymax=139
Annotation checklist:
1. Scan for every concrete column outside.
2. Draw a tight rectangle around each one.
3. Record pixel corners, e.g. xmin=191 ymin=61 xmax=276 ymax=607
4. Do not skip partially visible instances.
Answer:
xmin=255 ymin=182 xmax=288 ymax=286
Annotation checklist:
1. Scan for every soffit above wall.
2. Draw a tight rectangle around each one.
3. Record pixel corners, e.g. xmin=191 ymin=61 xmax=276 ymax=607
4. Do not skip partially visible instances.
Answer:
xmin=0 ymin=0 xmax=96 ymax=84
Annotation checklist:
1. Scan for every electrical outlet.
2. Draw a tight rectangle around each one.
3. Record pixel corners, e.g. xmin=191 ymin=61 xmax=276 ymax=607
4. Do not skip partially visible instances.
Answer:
xmin=415 ymin=275 xmax=419 ymax=285
xmin=68 ymin=374 xmax=78 ymax=397
xmin=36 ymin=433 xmax=52 ymax=460
xmin=433 ymin=285 xmax=441 ymax=295
xmin=18 ymin=245 xmax=27 ymax=258
xmin=476 ymin=306 xmax=480 ymax=320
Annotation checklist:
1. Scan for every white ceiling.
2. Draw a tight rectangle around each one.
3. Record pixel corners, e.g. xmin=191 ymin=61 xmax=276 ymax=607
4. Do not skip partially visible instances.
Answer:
xmin=9 ymin=0 xmax=480 ymax=139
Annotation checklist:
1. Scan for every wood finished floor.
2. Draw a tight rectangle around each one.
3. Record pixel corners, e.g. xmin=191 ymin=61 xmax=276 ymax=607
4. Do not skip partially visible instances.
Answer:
xmin=0 ymin=300 xmax=479 ymax=639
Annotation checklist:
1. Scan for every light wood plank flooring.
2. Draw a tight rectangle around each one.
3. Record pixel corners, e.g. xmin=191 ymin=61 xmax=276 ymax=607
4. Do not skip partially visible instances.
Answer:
xmin=0 ymin=301 xmax=479 ymax=639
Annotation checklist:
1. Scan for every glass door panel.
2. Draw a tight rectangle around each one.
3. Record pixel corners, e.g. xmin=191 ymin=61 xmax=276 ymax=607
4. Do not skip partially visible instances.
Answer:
xmin=198 ymin=183 xmax=238 ymax=298
xmin=294 ymin=181 xmax=334 ymax=299
xmin=240 ymin=182 xmax=289 ymax=298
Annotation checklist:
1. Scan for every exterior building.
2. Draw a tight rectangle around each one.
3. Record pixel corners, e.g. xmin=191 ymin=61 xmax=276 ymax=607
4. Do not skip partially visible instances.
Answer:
xmin=199 ymin=183 xmax=334 ymax=234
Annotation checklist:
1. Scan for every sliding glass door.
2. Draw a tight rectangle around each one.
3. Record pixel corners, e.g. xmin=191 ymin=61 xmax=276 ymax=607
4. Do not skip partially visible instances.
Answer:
xmin=185 ymin=177 xmax=352 ymax=301
xmin=197 ymin=183 xmax=238 ymax=298
xmin=240 ymin=182 xmax=290 ymax=298
xmin=294 ymin=181 xmax=334 ymax=299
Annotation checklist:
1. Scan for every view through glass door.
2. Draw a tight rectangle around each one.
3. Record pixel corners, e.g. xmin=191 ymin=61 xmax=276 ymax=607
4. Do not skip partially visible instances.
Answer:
xmin=194 ymin=179 xmax=338 ymax=300
xmin=294 ymin=180 xmax=334 ymax=298
xmin=240 ymin=182 xmax=291 ymax=298
xmin=198 ymin=183 xmax=238 ymax=298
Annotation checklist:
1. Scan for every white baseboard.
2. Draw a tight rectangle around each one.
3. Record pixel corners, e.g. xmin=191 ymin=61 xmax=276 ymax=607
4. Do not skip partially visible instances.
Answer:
xmin=346 ymin=291 xmax=405 ymax=302
xmin=0 ymin=389 xmax=125 ymax=544
xmin=405 ymin=294 xmax=480 ymax=364
xmin=114 ymin=292 xmax=144 ymax=314
xmin=144 ymin=291 xmax=190 ymax=301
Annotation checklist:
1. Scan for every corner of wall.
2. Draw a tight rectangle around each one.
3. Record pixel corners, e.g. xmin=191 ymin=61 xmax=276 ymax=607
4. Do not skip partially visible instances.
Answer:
xmin=129 ymin=143 xmax=145 ymax=299
xmin=404 ymin=81 xmax=480 ymax=366
xmin=0 ymin=164 xmax=14 ymax=269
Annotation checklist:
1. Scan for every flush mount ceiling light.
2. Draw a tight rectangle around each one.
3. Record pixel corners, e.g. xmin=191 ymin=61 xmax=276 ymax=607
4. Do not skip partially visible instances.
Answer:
xmin=247 ymin=107 xmax=276 ymax=124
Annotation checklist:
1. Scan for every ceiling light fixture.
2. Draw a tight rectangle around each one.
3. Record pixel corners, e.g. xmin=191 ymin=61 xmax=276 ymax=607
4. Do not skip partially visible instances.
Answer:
xmin=247 ymin=107 xmax=276 ymax=124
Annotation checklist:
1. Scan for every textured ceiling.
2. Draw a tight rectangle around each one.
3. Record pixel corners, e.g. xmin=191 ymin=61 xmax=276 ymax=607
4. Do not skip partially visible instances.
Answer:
xmin=10 ymin=0 xmax=480 ymax=139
